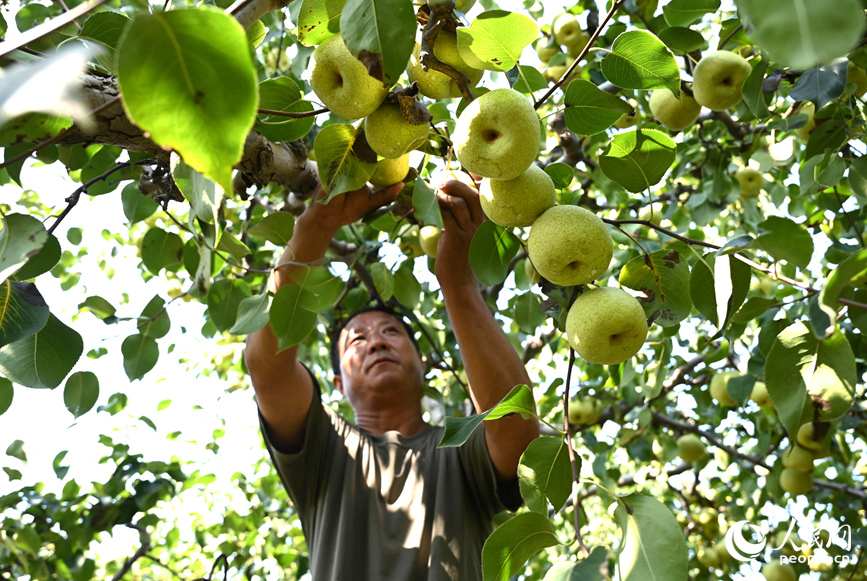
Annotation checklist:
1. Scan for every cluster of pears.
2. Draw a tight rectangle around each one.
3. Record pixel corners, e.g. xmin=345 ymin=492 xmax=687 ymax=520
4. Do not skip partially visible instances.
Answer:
xmin=779 ymin=422 xmax=831 ymax=496
xmin=709 ymin=370 xmax=773 ymax=409
xmin=535 ymin=13 xmax=591 ymax=83
xmin=450 ymin=88 xmax=649 ymax=366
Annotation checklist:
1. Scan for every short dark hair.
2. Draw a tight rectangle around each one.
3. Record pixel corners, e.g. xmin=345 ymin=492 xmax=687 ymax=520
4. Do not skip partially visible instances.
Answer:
xmin=329 ymin=305 xmax=420 ymax=378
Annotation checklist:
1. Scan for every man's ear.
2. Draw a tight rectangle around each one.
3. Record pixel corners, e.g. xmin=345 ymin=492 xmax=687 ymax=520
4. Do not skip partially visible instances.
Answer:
xmin=333 ymin=374 xmax=345 ymax=395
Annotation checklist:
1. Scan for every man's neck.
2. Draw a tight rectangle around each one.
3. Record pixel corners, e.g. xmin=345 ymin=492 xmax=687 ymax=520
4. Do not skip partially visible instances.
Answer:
xmin=353 ymin=405 xmax=428 ymax=437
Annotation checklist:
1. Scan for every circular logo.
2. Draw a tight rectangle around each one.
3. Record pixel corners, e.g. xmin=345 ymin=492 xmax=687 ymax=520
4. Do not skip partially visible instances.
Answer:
xmin=725 ymin=521 xmax=767 ymax=562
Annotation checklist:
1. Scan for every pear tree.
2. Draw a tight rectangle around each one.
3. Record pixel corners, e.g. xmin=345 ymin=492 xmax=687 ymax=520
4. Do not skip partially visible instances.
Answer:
xmin=1 ymin=0 xmax=867 ymax=579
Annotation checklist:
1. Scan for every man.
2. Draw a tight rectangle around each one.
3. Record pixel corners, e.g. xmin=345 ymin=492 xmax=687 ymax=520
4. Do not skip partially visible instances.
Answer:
xmin=244 ymin=177 xmax=540 ymax=580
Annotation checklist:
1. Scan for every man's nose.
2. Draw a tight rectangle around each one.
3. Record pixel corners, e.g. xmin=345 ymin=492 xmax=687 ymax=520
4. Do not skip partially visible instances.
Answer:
xmin=367 ymin=333 xmax=389 ymax=352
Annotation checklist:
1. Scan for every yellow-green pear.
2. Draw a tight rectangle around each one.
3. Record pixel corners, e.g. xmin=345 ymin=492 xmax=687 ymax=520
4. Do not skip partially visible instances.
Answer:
xmin=696 ymin=547 xmax=719 ymax=568
xmin=750 ymin=381 xmax=773 ymax=407
xmin=847 ymin=61 xmax=867 ymax=97
xmin=478 ymin=164 xmax=555 ymax=228
xmin=795 ymin=101 xmax=816 ymax=141
xmin=565 ymin=287 xmax=648 ymax=365
xmin=406 ymin=31 xmax=483 ymax=100
xmin=544 ymin=56 xmax=578 ymax=83
xmin=309 ymin=34 xmax=389 ymax=120
xmin=564 ymin=29 xmax=591 ymax=58
xmin=527 ymin=205 xmax=613 ymax=286
xmin=648 ymin=90 xmax=702 ymax=131
xmin=419 ymin=225 xmax=441 ymax=258
xmin=797 ymin=422 xmax=823 ymax=451
xmin=780 ymin=467 xmax=813 ymax=495
xmin=677 ymin=434 xmax=706 ymax=463
xmin=454 ymin=0 xmax=476 ymax=13
xmin=692 ymin=51 xmax=752 ymax=111
xmin=552 ymin=14 xmax=582 ymax=47
xmin=614 ymin=98 xmax=640 ymax=128
xmin=782 ymin=446 xmax=814 ymax=472
xmin=568 ymin=397 xmax=603 ymax=425
xmin=364 ymin=103 xmax=429 ymax=159
xmin=709 ymin=371 xmax=739 ymax=406
xmin=762 ymin=560 xmax=797 ymax=581
xmin=525 ymin=259 xmax=541 ymax=284
xmin=536 ymin=41 xmax=559 ymax=64
xmin=453 ymin=88 xmax=540 ymax=180
xmin=735 ymin=167 xmax=764 ymax=198
xmin=369 ymin=154 xmax=409 ymax=187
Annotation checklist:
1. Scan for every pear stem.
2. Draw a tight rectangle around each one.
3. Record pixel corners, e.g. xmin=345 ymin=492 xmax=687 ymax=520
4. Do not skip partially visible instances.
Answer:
xmin=420 ymin=1 xmax=475 ymax=102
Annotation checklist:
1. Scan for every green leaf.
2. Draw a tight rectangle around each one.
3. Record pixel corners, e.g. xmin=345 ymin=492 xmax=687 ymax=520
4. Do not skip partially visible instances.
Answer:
xmin=139 ymin=295 xmax=171 ymax=340
xmin=599 ymin=129 xmax=677 ymax=193
xmin=765 ymin=322 xmax=857 ymax=438
xmin=752 ymin=216 xmax=813 ymax=269
xmin=619 ymin=249 xmax=691 ymax=326
xmin=171 ymin=155 xmax=223 ymax=225
xmin=246 ymin=20 xmax=266 ymax=48
xmin=370 ymin=262 xmax=394 ymax=301
xmin=296 ymin=266 xmax=346 ymax=312
xmin=270 ymin=284 xmax=318 ymax=351
xmin=469 ymin=221 xmax=521 ymax=286
xmin=0 ymin=113 xmax=73 ymax=148
xmin=340 ymin=0 xmax=416 ymax=85
xmin=121 ymin=182 xmax=159 ymax=223
xmin=0 ymin=313 xmax=83 ymax=389
xmin=78 ymin=295 xmax=116 ymax=320
xmin=600 ymin=30 xmax=680 ymax=95
xmin=656 ymin=27 xmax=705 ymax=55
xmin=736 ymin=0 xmax=866 ymax=69
xmin=439 ymin=384 xmax=536 ymax=447
xmin=481 ymin=512 xmax=562 ymax=581
xmin=314 ymin=123 xmax=376 ymax=198
xmin=662 ymin=0 xmax=721 ymax=27
xmin=544 ymin=547 xmax=609 ymax=581
xmin=741 ymin=56 xmax=771 ymax=120
xmin=788 ymin=61 xmax=847 ymax=112
xmin=117 ymin=8 xmax=258 ymax=193
xmin=121 ymin=333 xmax=159 ymax=381
xmin=247 ymin=212 xmax=295 ymax=246
xmin=544 ymin=163 xmax=573 ymax=189
xmin=297 ymin=0 xmax=346 ymax=46
xmin=206 ymin=279 xmax=252 ymax=332
xmin=6 ymin=440 xmax=26 ymax=462
xmin=393 ymin=263 xmax=422 ymax=309
xmin=848 ymin=156 xmax=867 ymax=202
xmin=732 ymin=296 xmax=776 ymax=323
xmin=79 ymin=145 xmax=122 ymax=196
xmin=517 ymin=436 xmax=573 ymax=514
xmin=614 ymin=494 xmax=688 ymax=581
xmin=215 ymin=231 xmax=250 ymax=262
xmin=0 ymin=378 xmax=13 ymax=416
xmin=412 ymin=178 xmax=443 ymax=229
xmin=0 ymin=281 xmax=49 ymax=348
xmin=688 ymin=252 xmax=750 ymax=330
xmin=254 ymin=77 xmax=315 ymax=142
xmin=0 ymin=213 xmax=48 ymax=283
xmin=64 ymin=371 xmax=99 ymax=418
xmin=513 ymin=292 xmax=546 ymax=335
xmin=79 ymin=11 xmax=129 ymax=72
xmin=141 ymin=227 xmax=184 ymax=274
xmin=14 ymin=234 xmax=60 ymax=280
xmin=819 ymin=248 xmax=867 ymax=319
xmin=455 ymin=10 xmax=539 ymax=72
xmin=804 ymin=121 xmax=847 ymax=160
xmin=229 ymin=292 xmax=272 ymax=335
xmin=512 ymin=65 xmax=548 ymax=94
xmin=563 ymin=79 xmax=633 ymax=136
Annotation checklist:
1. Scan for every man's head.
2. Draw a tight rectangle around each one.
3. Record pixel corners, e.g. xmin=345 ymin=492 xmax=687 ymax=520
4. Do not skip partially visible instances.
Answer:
xmin=329 ymin=306 xmax=425 ymax=408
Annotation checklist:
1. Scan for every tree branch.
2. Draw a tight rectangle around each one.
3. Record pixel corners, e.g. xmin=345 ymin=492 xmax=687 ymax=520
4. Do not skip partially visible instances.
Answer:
xmin=110 ymin=524 xmax=151 ymax=581
xmin=0 ymin=0 xmax=111 ymax=58
xmin=420 ymin=2 xmax=474 ymax=102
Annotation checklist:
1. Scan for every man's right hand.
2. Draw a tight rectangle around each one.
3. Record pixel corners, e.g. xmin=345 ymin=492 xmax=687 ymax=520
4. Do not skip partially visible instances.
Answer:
xmin=304 ymin=181 xmax=404 ymax=235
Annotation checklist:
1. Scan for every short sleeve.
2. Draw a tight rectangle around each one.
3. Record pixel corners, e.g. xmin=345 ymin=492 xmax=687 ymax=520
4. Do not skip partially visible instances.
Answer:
xmin=457 ymin=427 xmax=524 ymax=515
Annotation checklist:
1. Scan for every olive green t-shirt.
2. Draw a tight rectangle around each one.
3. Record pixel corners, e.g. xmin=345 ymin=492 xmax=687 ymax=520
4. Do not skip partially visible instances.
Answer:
xmin=260 ymin=373 xmax=522 ymax=581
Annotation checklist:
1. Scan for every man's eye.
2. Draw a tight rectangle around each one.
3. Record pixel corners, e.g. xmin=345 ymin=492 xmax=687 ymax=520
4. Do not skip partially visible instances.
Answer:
xmin=351 ymin=336 xmax=365 ymax=344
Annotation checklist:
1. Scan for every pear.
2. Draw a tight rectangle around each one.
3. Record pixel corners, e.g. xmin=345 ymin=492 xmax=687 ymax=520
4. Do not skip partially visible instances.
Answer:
xmin=696 ymin=547 xmax=719 ymax=568
xmin=552 ymin=14 xmax=582 ymax=47
xmin=406 ymin=31 xmax=483 ymax=100
xmin=735 ymin=167 xmax=763 ymax=198
xmin=847 ymin=61 xmax=867 ymax=97
xmin=781 ymin=446 xmax=814 ymax=472
xmin=797 ymin=422 xmax=823 ymax=451
xmin=453 ymin=88 xmax=540 ymax=180
xmin=369 ymin=154 xmax=409 ymax=187
xmin=795 ymin=101 xmax=816 ymax=141
xmin=364 ymin=103 xmax=429 ymax=159
xmin=677 ymin=434 xmax=706 ymax=463
xmin=536 ymin=41 xmax=559 ymax=64
xmin=565 ymin=287 xmax=648 ymax=365
xmin=309 ymin=34 xmax=389 ymax=120
xmin=614 ymin=98 xmax=640 ymax=128
xmin=750 ymin=381 xmax=773 ymax=407
xmin=648 ymin=90 xmax=701 ymax=131
xmin=527 ymin=205 xmax=612 ymax=286
xmin=779 ymin=467 xmax=813 ymax=495
xmin=478 ymin=164 xmax=555 ymax=228
xmin=419 ymin=225 xmax=441 ymax=258
xmin=568 ymin=397 xmax=603 ymax=425
xmin=692 ymin=51 xmax=752 ymax=111
xmin=762 ymin=560 xmax=797 ymax=581
xmin=709 ymin=370 xmax=739 ymax=406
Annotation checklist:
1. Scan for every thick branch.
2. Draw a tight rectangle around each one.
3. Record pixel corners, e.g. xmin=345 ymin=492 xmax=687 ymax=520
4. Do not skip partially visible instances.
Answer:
xmin=226 ymin=0 xmax=292 ymax=31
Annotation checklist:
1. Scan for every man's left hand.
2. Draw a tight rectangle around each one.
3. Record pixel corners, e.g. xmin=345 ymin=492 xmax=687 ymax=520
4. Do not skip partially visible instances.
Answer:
xmin=434 ymin=179 xmax=486 ymax=291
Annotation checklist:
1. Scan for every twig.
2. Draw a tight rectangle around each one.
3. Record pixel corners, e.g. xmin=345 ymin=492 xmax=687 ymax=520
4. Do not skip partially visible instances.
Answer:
xmin=420 ymin=2 xmax=474 ymax=102
xmin=110 ymin=524 xmax=151 ymax=581
xmin=258 ymin=107 xmax=329 ymax=118
xmin=535 ymin=0 xmax=626 ymax=109
xmin=716 ymin=24 xmax=744 ymax=52
xmin=833 ymin=186 xmax=866 ymax=248
xmin=0 ymin=0 xmax=111 ymax=57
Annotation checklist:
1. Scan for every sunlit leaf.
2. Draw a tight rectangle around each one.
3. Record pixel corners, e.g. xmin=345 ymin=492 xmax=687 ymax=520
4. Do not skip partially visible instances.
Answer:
xmin=482 ymin=512 xmax=562 ymax=581
xmin=456 ymin=10 xmax=539 ymax=72
xmin=600 ymin=30 xmax=680 ymax=95
xmin=599 ymin=129 xmax=677 ymax=193
xmin=0 ymin=313 xmax=83 ymax=389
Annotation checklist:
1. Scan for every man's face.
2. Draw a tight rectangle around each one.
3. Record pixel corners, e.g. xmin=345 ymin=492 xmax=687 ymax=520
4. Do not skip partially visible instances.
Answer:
xmin=334 ymin=311 xmax=424 ymax=406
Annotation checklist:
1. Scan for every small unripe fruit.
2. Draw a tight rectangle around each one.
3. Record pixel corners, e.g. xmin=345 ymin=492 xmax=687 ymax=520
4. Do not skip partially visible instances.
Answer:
xmin=419 ymin=225 xmax=441 ymax=258
xmin=696 ymin=547 xmax=719 ymax=568
xmin=781 ymin=446 xmax=814 ymax=472
xmin=677 ymin=434 xmax=706 ymax=463
xmin=779 ymin=467 xmax=814 ymax=495
xmin=762 ymin=560 xmax=797 ymax=581
xmin=797 ymin=423 xmax=823 ymax=451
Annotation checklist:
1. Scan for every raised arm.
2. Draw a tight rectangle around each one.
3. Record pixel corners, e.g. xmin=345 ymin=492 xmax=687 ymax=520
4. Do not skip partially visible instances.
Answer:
xmin=433 ymin=179 xmax=540 ymax=481
xmin=245 ymin=182 xmax=403 ymax=452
